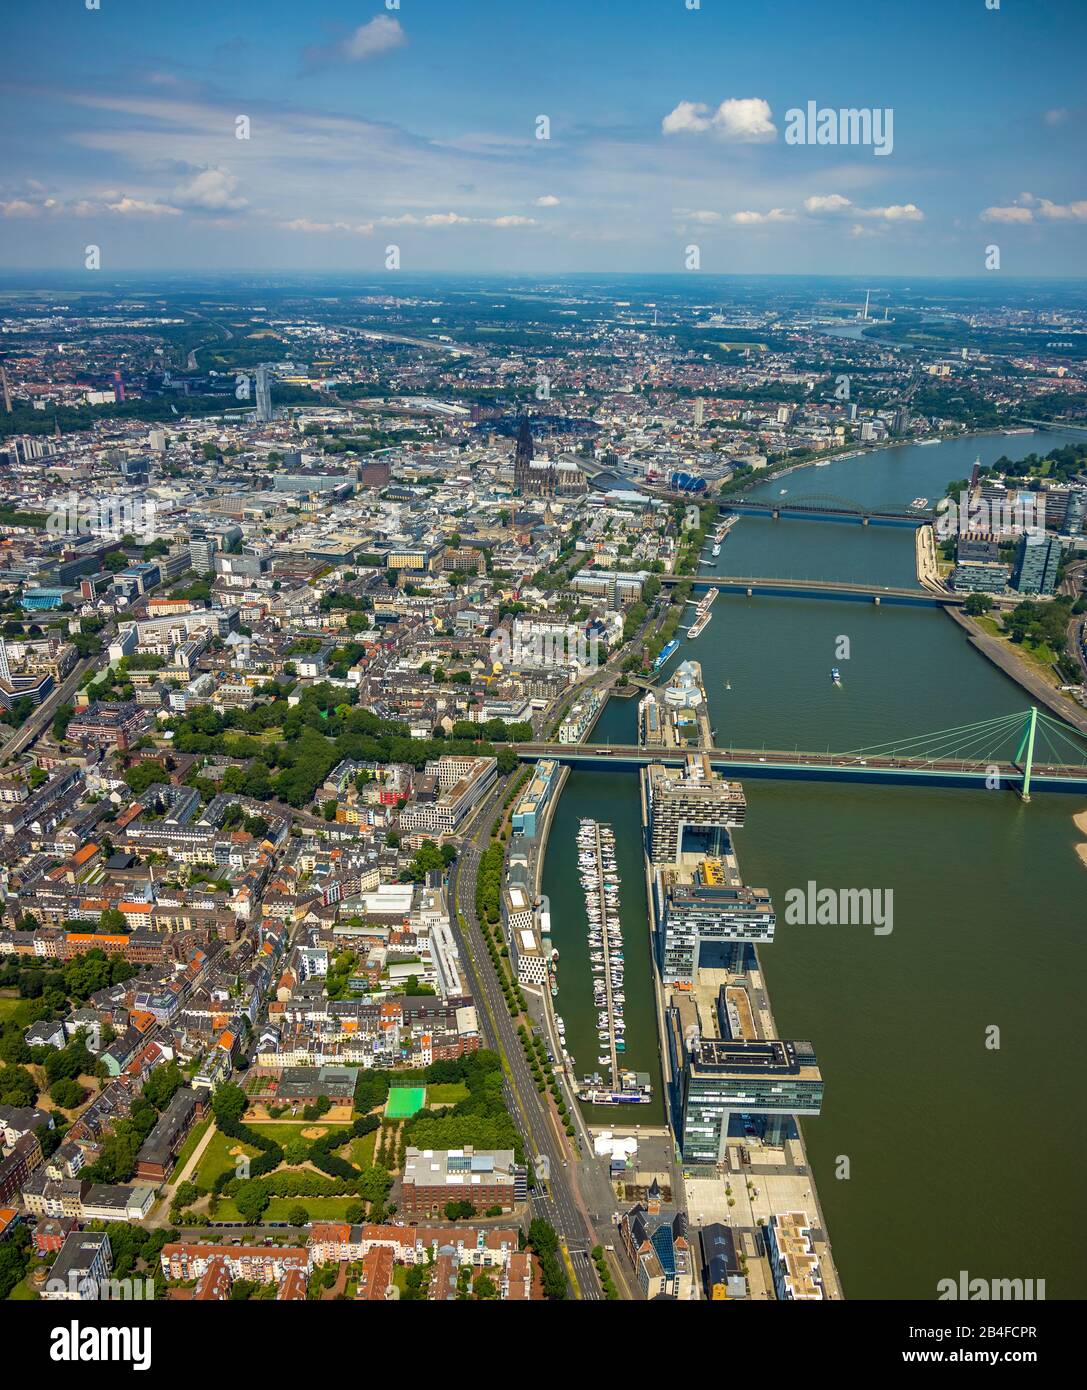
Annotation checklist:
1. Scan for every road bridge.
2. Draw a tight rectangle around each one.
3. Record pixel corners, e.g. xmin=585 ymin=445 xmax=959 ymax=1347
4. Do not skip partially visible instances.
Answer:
xmin=660 ymin=574 xmax=959 ymax=606
xmin=722 ymin=495 xmax=935 ymax=525
xmin=515 ymin=709 xmax=1087 ymax=801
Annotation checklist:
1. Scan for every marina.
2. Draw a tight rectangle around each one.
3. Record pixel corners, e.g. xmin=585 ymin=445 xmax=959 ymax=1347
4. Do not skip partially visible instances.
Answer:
xmin=571 ymin=816 xmax=651 ymax=1105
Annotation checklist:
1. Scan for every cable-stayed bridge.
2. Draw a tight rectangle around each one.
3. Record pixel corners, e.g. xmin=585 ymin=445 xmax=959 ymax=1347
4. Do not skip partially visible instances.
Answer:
xmin=517 ymin=708 xmax=1087 ymax=800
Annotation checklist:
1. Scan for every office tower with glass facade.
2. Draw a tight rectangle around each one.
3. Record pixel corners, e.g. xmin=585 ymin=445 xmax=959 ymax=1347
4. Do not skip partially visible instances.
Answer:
xmin=645 ymin=756 xmax=746 ymax=866
xmin=657 ymin=858 xmax=775 ymax=982
xmin=1011 ymin=531 xmax=1060 ymax=595
xmin=671 ymin=1031 xmax=823 ymax=1163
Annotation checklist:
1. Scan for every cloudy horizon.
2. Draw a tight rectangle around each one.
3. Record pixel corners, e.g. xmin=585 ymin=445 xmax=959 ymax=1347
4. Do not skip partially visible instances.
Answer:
xmin=2 ymin=0 xmax=1085 ymax=276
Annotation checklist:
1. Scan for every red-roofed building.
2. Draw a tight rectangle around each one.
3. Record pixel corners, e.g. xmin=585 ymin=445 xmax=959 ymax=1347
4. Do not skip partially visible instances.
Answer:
xmin=356 ymin=1245 xmax=394 ymax=1301
xmin=194 ymin=1255 xmax=232 ymax=1301
xmin=277 ymin=1267 xmax=308 ymax=1301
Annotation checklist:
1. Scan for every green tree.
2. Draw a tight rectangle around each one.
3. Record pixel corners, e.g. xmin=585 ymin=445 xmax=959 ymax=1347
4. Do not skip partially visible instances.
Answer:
xmin=98 ymin=907 xmax=127 ymax=935
xmin=234 ymin=1180 xmax=269 ymax=1224
xmin=212 ymin=1082 xmax=249 ymax=1126
xmin=50 ymin=1076 xmax=84 ymax=1109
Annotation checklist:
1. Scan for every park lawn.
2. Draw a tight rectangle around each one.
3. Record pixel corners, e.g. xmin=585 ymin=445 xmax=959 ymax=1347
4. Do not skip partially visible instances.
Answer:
xmin=0 ymin=996 xmax=32 ymax=1024
xmin=170 ymin=1116 xmax=212 ymax=1178
xmin=214 ymin=1196 xmax=361 ymax=1224
xmin=248 ymin=1122 xmax=335 ymax=1145
xmin=424 ymin=1082 xmax=469 ymax=1106
xmin=346 ymin=1131 xmax=377 ymax=1169
xmin=8 ymin=1275 xmax=39 ymax=1300
xmin=196 ymin=1128 xmax=260 ymax=1188
xmin=1021 ymin=639 xmax=1058 ymax=667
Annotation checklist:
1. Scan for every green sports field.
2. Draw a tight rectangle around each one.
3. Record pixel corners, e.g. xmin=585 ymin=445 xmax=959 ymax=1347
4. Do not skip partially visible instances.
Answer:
xmin=384 ymin=1086 xmax=426 ymax=1119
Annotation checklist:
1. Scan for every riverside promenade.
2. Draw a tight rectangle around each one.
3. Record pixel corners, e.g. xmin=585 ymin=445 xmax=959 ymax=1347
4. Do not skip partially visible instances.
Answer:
xmin=946 ymin=606 xmax=1087 ymax=737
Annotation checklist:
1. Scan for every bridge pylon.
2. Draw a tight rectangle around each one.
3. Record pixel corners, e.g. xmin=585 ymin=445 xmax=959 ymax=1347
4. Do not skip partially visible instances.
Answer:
xmin=1014 ymin=707 xmax=1039 ymax=802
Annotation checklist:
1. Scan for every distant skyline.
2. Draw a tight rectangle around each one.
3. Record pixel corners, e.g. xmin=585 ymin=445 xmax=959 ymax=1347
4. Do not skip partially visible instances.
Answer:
xmin=2 ymin=0 xmax=1085 ymax=276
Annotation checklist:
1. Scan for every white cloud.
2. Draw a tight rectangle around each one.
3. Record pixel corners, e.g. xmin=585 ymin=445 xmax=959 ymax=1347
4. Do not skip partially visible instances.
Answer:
xmin=1036 ymin=197 xmax=1087 ymax=221
xmin=662 ymin=101 xmax=712 ymax=135
xmin=663 ymin=97 xmax=776 ymax=141
xmin=373 ymin=211 xmax=536 ymax=229
xmin=282 ymin=217 xmax=374 ymax=235
xmin=0 ymin=191 xmax=181 ymax=220
xmin=805 ymin=193 xmax=922 ymax=222
xmin=981 ymin=192 xmax=1087 ymax=224
xmin=712 ymin=98 xmax=776 ymax=142
xmin=871 ymin=203 xmax=923 ymax=221
xmin=982 ymin=205 xmax=1034 ymax=223
xmin=1044 ymin=108 xmax=1070 ymax=126
xmin=0 ymin=198 xmax=46 ymax=219
xmin=730 ymin=208 xmax=795 ymax=225
xmin=172 ymin=167 xmax=246 ymax=212
xmin=106 ymin=196 xmax=181 ymax=217
xmin=341 ymin=16 xmax=407 ymax=62
xmin=804 ymin=194 xmax=853 ymax=214
xmin=676 ymin=208 xmax=723 ymax=224
xmin=535 ymin=195 xmax=560 ymax=207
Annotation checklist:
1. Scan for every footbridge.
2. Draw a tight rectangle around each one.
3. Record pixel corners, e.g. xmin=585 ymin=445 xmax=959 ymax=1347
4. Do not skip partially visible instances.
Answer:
xmin=516 ymin=709 xmax=1087 ymax=800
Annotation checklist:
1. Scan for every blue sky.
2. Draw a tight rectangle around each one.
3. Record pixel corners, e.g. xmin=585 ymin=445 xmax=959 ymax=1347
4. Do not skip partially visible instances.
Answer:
xmin=2 ymin=0 xmax=1085 ymax=274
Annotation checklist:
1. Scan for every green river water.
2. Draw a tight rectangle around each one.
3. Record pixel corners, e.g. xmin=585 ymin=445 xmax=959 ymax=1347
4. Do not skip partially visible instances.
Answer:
xmin=540 ymin=429 xmax=1087 ymax=1298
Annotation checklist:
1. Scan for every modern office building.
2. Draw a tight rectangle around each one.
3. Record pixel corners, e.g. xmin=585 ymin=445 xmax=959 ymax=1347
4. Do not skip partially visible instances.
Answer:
xmin=511 ymin=759 xmax=559 ymax=839
xmin=1064 ymin=488 xmax=1087 ymax=536
xmin=571 ymin=568 xmax=649 ymax=607
xmin=398 ymin=756 xmax=497 ymax=837
xmin=645 ymin=756 xmax=747 ymax=865
xmin=400 ymin=1147 xmax=525 ymax=1216
xmin=40 ymin=1230 xmax=112 ymax=1301
xmin=189 ymin=525 xmax=243 ymax=576
xmin=656 ymin=858 xmax=775 ymax=981
xmin=951 ymin=559 xmax=1010 ymax=594
xmin=669 ymin=1026 xmax=823 ymax=1162
xmin=1011 ymin=531 xmax=1061 ymax=595
xmin=254 ymin=363 xmax=273 ymax=423
xmin=619 ymin=1204 xmax=696 ymax=1300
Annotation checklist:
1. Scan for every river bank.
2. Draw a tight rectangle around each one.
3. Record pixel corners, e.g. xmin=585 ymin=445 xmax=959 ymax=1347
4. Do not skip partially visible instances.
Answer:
xmin=537 ymin=427 xmax=1087 ymax=1296
xmin=944 ymin=606 xmax=1087 ymax=735
xmin=689 ymin=427 xmax=1086 ymax=1295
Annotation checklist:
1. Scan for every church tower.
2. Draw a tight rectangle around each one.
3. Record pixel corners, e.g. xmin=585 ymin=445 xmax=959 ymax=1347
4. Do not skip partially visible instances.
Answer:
xmin=514 ymin=416 xmax=534 ymax=493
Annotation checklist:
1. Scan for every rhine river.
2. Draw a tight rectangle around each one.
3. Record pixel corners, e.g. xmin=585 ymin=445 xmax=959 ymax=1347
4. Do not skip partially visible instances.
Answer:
xmin=540 ymin=427 xmax=1087 ymax=1298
